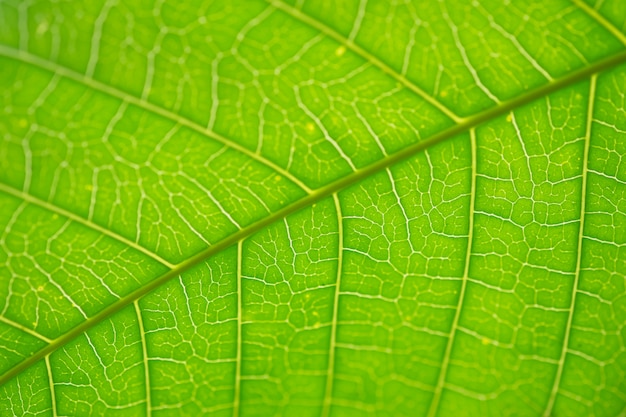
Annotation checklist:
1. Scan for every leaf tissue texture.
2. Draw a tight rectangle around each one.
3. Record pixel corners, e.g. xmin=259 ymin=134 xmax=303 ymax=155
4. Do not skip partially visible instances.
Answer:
xmin=0 ymin=0 xmax=626 ymax=416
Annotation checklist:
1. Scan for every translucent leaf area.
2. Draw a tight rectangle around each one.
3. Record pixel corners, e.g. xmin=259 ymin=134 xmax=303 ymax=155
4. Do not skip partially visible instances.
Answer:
xmin=1 ymin=0 xmax=626 ymax=416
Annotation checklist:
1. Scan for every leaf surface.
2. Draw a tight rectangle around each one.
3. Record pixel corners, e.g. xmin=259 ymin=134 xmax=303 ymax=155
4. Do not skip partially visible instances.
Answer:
xmin=1 ymin=0 xmax=626 ymax=416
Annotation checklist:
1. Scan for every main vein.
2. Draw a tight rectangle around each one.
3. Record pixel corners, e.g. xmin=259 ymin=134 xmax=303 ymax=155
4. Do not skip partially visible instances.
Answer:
xmin=1 ymin=49 xmax=625 ymax=388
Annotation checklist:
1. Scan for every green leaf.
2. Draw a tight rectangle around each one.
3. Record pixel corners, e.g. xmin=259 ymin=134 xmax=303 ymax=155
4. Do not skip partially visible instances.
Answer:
xmin=1 ymin=0 xmax=626 ymax=416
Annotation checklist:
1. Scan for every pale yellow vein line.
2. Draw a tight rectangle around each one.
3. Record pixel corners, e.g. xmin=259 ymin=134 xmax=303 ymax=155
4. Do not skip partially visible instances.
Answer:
xmin=134 ymin=301 xmax=152 ymax=417
xmin=233 ymin=240 xmax=243 ymax=417
xmin=321 ymin=193 xmax=343 ymax=417
xmin=543 ymin=74 xmax=596 ymax=417
xmin=0 ymin=315 xmax=52 ymax=344
xmin=265 ymin=0 xmax=464 ymax=123
xmin=427 ymin=128 xmax=477 ymax=417
xmin=570 ymin=0 xmax=626 ymax=47
xmin=44 ymin=356 xmax=58 ymax=417
xmin=0 ymin=45 xmax=313 ymax=195
xmin=0 ymin=182 xmax=175 ymax=269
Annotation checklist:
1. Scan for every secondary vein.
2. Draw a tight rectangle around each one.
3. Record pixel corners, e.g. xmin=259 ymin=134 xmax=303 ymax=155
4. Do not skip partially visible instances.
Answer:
xmin=233 ymin=241 xmax=243 ymax=417
xmin=265 ymin=0 xmax=464 ymax=123
xmin=0 ymin=182 xmax=175 ymax=269
xmin=0 ymin=45 xmax=313 ymax=195
xmin=426 ymin=127 xmax=477 ymax=417
xmin=570 ymin=0 xmax=626 ymax=47
xmin=321 ymin=194 xmax=344 ymax=417
xmin=542 ymin=73 xmax=596 ymax=417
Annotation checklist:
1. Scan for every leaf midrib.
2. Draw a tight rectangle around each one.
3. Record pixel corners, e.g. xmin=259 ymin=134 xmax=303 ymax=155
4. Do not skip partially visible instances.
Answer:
xmin=1 ymin=47 xmax=626 ymax=389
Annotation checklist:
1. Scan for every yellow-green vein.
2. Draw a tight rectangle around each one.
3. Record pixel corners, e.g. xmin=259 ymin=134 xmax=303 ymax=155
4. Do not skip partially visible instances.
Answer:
xmin=543 ymin=73 xmax=597 ymax=417
xmin=426 ymin=127 xmax=477 ymax=417
xmin=321 ymin=194 xmax=343 ymax=417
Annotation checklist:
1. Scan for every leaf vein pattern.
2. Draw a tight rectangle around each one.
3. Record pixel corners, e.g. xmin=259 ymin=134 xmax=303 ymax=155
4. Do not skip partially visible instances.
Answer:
xmin=1 ymin=49 xmax=626 ymax=390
